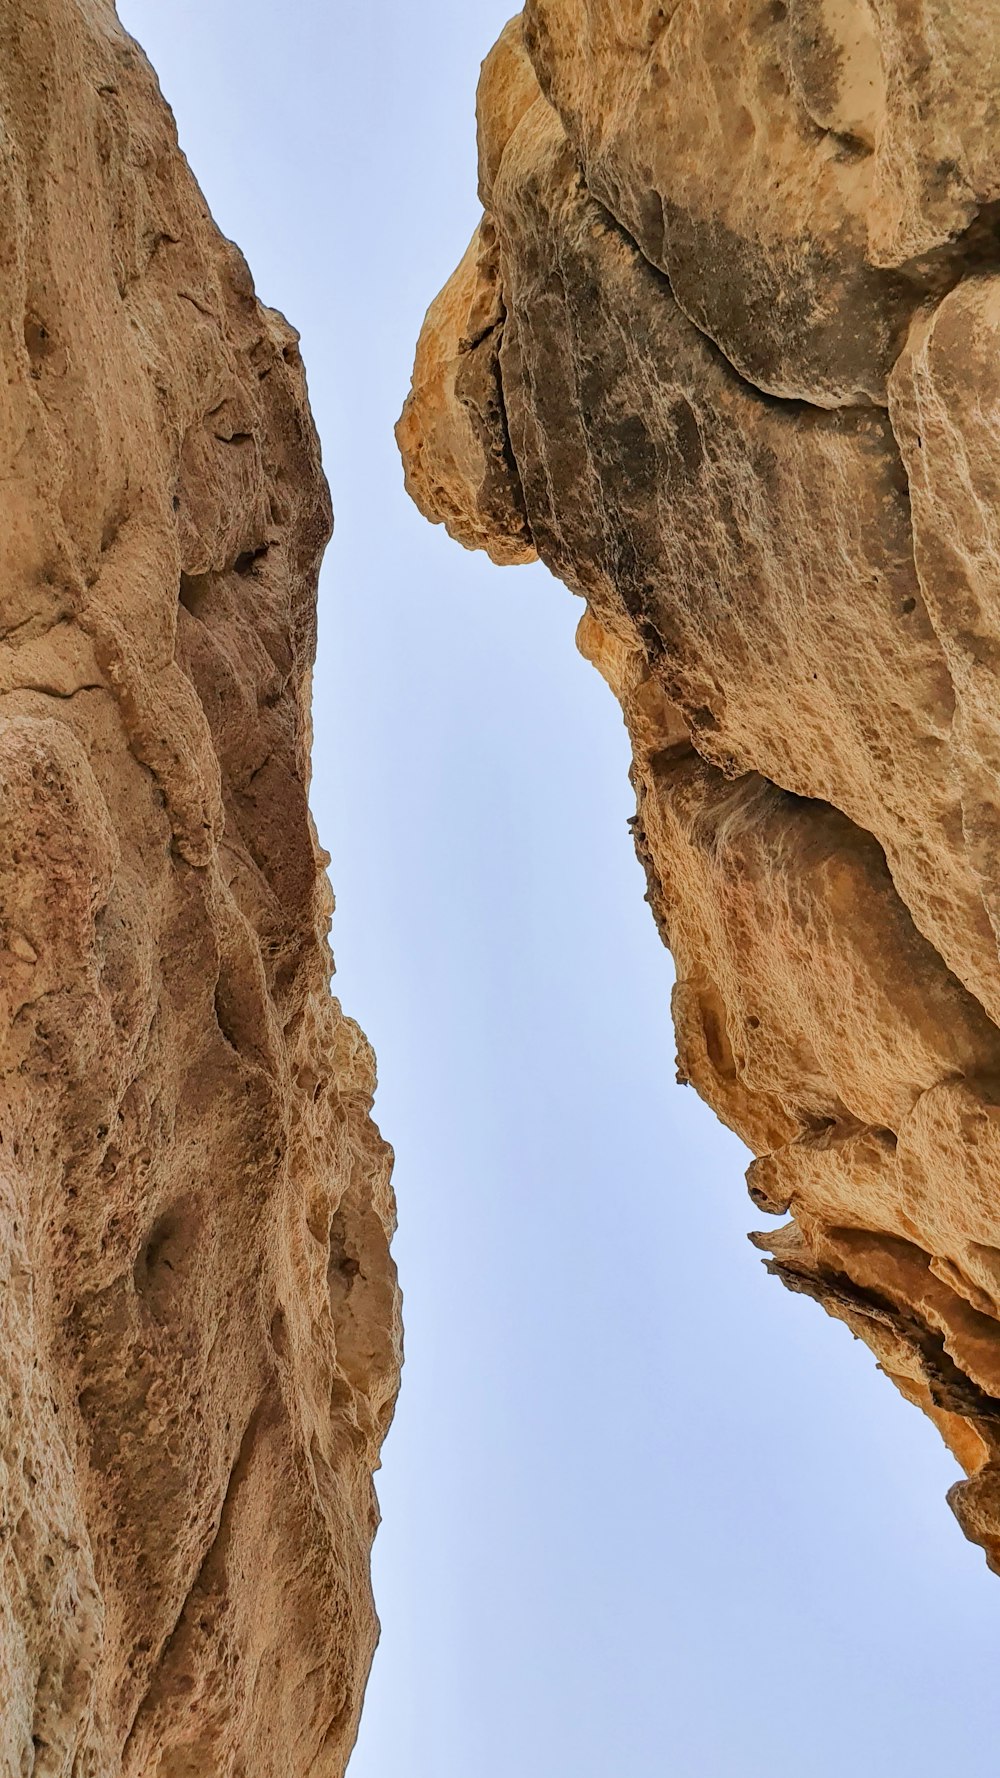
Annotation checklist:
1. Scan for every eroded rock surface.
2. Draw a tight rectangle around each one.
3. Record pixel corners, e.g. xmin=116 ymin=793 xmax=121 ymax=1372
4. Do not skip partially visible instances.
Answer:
xmin=0 ymin=3 xmax=400 ymax=1771
xmin=399 ymin=2 xmax=1000 ymax=1570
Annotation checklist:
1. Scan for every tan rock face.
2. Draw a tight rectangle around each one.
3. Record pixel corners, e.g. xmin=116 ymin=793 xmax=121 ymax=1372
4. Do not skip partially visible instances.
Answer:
xmin=399 ymin=6 xmax=1000 ymax=1570
xmin=0 ymin=2 xmax=400 ymax=1771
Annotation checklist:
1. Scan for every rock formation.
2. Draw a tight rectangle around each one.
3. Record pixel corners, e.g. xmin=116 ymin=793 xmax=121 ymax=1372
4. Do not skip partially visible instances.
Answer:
xmin=0 ymin=2 xmax=400 ymax=1771
xmin=399 ymin=1 xmax=1000 ymax=1571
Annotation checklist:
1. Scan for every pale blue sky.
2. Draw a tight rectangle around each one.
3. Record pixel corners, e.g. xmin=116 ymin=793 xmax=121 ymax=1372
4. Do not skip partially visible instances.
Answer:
xmin=121 ymin=5 xmax=1000 ymax=1772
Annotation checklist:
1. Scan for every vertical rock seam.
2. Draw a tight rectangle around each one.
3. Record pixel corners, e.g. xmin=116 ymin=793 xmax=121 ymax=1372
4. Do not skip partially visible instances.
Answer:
xmin=0 ymin=3 xmax=400 ymax=1773
xmin=399 ymin=2 xmax=1000 ymax=1572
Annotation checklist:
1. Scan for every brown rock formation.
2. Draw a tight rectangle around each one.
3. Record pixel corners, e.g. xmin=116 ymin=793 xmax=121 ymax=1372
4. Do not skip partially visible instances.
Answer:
xmin=399 ymin=3 xmax=1000 ymax=1570
xmin=0 ymin=2 xmax=400 ymax=1771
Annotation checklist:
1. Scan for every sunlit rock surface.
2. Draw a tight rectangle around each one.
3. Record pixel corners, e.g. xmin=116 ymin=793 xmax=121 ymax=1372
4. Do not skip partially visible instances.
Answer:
xmin=399 ymin=1 xmax=1000 ymax=1570
xmin=0 ymin=2 xmax=400 ymax=1770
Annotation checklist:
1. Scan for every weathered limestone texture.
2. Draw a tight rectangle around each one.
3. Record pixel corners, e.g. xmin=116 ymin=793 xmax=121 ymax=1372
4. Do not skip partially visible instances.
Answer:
xmin=399 ymin=2 xmax=1000 ymax=1570
xmin=0 ymin=2 xmax=400 ymax=1771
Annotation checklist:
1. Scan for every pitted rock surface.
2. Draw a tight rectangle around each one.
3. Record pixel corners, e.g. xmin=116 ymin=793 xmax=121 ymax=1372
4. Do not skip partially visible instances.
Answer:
xmin=399 ymin=2 xmax=1000 ymax=1571
xmin=0 ymin=3 xmax=400 ymax=1771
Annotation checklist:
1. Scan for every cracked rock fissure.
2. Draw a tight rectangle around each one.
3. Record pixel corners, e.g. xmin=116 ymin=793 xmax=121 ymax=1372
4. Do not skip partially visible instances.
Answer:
xmin=0 ymin=3 xmax=400 ymax=1774
xmin=397 ymin=1 xmax=1000 ymax=1577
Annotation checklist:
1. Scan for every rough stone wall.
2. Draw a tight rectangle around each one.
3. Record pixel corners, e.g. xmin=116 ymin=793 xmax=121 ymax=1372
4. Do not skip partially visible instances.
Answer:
xmin=0 ymin=3 xmax=400 ymax=1772
xmin=399 ymin=1 xmax=1000 ymax=1570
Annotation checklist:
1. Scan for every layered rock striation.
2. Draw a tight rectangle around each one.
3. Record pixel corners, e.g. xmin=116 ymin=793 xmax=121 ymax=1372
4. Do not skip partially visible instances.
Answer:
xmin=1 ymin=3 xmax=400 ymax=1772
xmin=399 ymin=2 xmax=1000 ymax=1568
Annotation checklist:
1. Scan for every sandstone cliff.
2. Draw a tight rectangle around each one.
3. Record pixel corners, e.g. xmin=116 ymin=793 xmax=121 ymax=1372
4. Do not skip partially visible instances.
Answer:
xmin=399 ymin=2 xmax=1000 ymax=1570
xmin=0 ymin=3 xmax=400 ymax=1771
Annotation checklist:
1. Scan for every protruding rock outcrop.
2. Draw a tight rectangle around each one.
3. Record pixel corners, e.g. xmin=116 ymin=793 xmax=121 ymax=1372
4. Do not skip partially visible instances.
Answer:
xmin=399 ymin=2 xmax=1000 ymax=1570
xmin=0 ymin=3 xmax=399 ymax=1771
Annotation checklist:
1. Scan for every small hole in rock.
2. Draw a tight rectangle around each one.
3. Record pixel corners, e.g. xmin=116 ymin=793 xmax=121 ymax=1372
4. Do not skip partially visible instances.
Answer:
xmin=134 ymin=1206 xmax=194 ymax=1316
xmin=270 ymin=1308 xmax=289 ymax=1359
xmin=179 ymin=573 xmax=209 ymax=618
xmin=328 ymin=1211 xmax=361 ymax=1307
xmin=24 ymin=316 xmax=55 ymax=362
xmin=234 ymin=544 xmax=269 ymax=576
